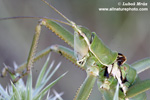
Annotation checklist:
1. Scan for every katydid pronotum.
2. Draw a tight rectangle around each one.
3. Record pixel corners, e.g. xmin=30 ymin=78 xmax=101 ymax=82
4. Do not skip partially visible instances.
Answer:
xmin=0 ymin=0 xmax=150 ymax=100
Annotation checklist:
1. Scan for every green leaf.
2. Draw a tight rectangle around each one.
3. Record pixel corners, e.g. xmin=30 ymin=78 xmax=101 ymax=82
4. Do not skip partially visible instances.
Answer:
xmin=131 ymin=58 xmax=150 ymax=74
xmin=11 ymin=81 xmax=21 ymax=100
xmin=42 ymin=61 xmax=55 ymax=82
xmin=33 ymin=71 xmax=67 ymax=100
xmin=44 ymin=62 xmax=61 ymax=83
xmin=33 ymin=62 xmax=60 ymax=96
xmin=0 ymin=85 xmax=10 ymax=100
xmin=26 ymin=71 xmax=32 ymax=100
xmin=35 ymin=55 xmax=50 ymax=88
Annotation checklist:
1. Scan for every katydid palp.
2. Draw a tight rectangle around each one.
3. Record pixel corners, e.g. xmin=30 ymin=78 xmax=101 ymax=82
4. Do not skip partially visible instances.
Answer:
xmin=0 ymin=0 xmax=150 ymax=100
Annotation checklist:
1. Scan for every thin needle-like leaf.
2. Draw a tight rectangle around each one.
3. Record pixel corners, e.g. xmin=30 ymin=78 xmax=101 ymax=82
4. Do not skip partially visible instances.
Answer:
xmin=0 ymin=85 xmax=10 ymax=100
xmin=26 ymin=71 xmax=32 ymax=100
xmin=42 ymin=61 xmax=55 ymax=82
xmin=35 ymin=54 xmax=50 ymax=88
xmin=11 ymin=81 xmax=21 ymax=100
xmin=33 ymin=72 xmax=67 ymax=100
xmin=33 ymin=61 xmax=58 ymax=96
xmin=53 ymin=89 xmax=64 ymax=100
xmin=113 ymin=83 xmax=119 ymax=100
xmin=45 ymin=62 xmax=61 ymax=83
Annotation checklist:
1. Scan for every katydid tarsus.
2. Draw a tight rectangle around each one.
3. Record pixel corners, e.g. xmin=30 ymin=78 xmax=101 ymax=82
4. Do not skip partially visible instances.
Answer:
xmin=0 ymin=0 xmax=150 ymax=100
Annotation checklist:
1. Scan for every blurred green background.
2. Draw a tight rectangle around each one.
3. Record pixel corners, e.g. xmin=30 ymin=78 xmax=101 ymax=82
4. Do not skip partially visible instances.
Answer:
xmin=0 ymin=0 xmax=150 ymax=99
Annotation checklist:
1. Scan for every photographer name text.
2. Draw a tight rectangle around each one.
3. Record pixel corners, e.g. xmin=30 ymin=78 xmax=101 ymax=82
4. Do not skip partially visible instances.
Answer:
xmin=122 ymin=2 xmax=147 ymax=6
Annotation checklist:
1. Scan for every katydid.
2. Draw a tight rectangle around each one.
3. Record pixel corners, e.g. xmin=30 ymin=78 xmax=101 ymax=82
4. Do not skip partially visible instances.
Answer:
xmin=0 ymin=0 xmax=150 ymax=100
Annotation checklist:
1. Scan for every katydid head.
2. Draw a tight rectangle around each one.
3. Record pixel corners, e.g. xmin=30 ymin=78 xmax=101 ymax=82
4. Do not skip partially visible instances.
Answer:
xmin=74 ymin=26 xmax=93 ymax=66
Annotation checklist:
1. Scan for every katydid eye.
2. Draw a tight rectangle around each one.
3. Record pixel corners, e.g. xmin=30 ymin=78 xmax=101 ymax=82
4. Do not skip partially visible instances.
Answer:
xmin=90 ymin=33 xmax=95 ymax=44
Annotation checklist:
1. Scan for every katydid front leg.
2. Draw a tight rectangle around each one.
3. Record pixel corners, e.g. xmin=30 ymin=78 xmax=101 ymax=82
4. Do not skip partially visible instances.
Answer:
xmin=11 ymin=20 xmax=43 ymax=83
xmin=1 ymin=20 xmax=42 ymax=82
xmin=1 ymin=18 xmax=75 ymax=83
xmin=74 ymin=66 xmax=99 ymax=100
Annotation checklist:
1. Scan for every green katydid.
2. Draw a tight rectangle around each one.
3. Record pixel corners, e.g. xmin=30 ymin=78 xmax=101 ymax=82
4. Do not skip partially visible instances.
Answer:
xmin=0 ymin=0 xmax=150 ymax=100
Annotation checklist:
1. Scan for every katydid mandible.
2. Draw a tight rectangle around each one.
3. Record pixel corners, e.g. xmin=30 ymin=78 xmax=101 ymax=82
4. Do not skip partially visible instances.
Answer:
xmin=0 ymin=0 xmax=150 ymax=100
